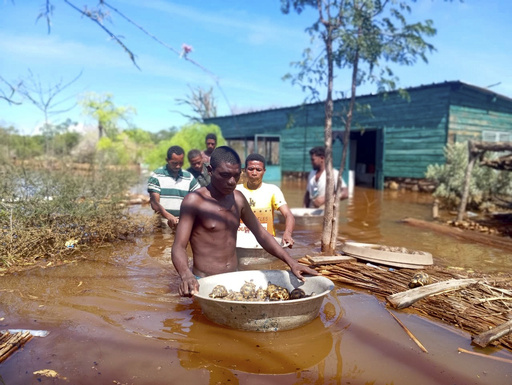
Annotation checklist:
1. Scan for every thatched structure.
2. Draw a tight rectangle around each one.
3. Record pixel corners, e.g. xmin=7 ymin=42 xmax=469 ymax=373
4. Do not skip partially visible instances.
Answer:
xmin=300 ymin=256 xmax=512 ymax=351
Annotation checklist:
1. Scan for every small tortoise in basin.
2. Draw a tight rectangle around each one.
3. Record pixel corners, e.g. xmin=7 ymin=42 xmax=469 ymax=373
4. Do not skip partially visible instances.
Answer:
xmin=208 ymin=280 xmax=312 ymax=301
xmin=267 ymin=281 xmax=290 ymax=301
xmin=209 ymin=285 xmax=228 ymax=298
xmin=408 ymin=272 xmax=432 ymax=289
xmin=240 ymin=280 xmax=257 ymax=299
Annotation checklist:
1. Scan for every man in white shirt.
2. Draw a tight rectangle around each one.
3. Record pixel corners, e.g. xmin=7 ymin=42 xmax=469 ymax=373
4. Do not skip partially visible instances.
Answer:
xmin=303 ymin=146 xmax=348 ymax=208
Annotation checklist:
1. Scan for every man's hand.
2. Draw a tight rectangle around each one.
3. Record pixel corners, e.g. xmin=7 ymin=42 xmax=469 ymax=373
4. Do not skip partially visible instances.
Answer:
xmin=167 ymin=216 xmax=179 ymax=230
xmin=289 ymin=262 xmax=319 ymax=281
xmin=282 ymin=232 xmax=294 ymax=248
xmin=178 ymin=275 xmax=199 ymax=297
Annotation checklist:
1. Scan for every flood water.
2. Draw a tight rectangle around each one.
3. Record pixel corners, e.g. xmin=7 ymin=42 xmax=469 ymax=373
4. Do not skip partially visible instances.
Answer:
xmin=1 ymin=181 xmax=511 ymax=384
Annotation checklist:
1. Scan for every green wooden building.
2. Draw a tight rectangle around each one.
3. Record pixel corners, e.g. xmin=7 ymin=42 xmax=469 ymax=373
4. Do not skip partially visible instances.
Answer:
xmin=204 ymin=81 xmax=512 ymax=189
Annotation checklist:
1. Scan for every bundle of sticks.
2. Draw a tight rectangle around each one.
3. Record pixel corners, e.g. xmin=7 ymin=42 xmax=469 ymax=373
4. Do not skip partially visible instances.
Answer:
xmin=300 ymin=256 xmax=512 ymax=351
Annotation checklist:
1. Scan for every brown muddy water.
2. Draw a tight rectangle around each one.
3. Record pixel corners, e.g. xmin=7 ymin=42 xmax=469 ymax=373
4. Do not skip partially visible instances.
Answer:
xmin=1 ymin=181 xmax=511 ymax=384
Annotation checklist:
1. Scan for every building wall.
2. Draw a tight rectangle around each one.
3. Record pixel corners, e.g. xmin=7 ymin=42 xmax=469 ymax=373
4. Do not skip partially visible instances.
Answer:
xmin=206 ymin=82 xmax=512 ymax=183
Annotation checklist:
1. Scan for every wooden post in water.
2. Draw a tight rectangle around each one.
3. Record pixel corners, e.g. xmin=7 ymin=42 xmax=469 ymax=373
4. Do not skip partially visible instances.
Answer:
xmin=457 ymin=140 xmax=478 ymax=222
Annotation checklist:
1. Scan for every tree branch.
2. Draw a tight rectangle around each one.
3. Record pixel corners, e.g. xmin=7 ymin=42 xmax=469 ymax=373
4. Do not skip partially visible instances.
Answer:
xmin=62 ymin=0 xmax=140 ymax=70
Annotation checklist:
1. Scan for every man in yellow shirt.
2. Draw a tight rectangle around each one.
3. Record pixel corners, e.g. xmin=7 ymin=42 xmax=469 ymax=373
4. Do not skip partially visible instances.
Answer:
xmin=236 ymin=153 xmax=295 ymax=247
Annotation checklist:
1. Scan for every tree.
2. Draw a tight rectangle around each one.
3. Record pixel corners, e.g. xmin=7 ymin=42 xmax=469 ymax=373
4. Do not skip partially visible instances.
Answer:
xmin=16 ymin=70 xmax=81 ymax=155
xmin=144 ymin=123 xmax=225 ymax=171
xmin=282 ymin=0 xmax=436 ymax=253
xmin=174 ymin=85 xmax=218 ymax=122
xmin=426 ymin=142 xmax=512 ymax=213
xmin=79 ymin=92 xmax=136 ymax=139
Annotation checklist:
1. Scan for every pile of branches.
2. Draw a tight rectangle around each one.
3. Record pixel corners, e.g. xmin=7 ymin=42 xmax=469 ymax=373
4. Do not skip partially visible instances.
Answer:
xmin=300 ymin=257 xmax=512 ymax=351
xmin=0 ymin=164 xmax=152 ymax=270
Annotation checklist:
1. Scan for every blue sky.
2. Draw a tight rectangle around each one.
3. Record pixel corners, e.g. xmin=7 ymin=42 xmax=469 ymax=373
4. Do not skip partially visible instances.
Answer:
xmin=1 ymin=0 xmax=511 ymax=134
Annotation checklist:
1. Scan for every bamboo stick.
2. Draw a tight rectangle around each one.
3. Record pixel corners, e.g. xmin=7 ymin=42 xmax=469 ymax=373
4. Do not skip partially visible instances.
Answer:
xmin=386 ymin=309 xmax=428 ymax=353
xmin=458 ymin=347 xmax=512 ymax=364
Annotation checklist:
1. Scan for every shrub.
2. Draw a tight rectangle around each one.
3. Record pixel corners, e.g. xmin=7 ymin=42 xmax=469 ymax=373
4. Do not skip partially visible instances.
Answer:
xmin=0 ymin=163 xmax=151 ymax=269
xmin=425 ymin=142 xmax=512 ymax=210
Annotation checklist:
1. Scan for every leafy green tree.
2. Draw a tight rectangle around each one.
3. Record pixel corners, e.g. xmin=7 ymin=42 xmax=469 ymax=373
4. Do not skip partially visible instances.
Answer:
xmin=149 ymin=127 xmax=179 ymax=144
xmin=79 ymin=92 xmax=136 ymax=139
xmin=144 ymin=123 xmax=224 ymax=170
xmin=282 ymin=0 xmax=436 ymax=253
xmin=426 ymin=142 xmax=512 ymax=210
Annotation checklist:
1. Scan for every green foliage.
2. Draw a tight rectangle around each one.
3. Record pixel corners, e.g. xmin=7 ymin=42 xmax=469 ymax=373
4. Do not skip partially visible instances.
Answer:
xmin=149 ymin=127 xmax=178 ymax=143
xmin=281 ymin=0 xmax=437 ymax=97
xmin=124 ymin=128 xmax=153 ymax=145
xmin=79 ymin=92 xmax=136 ymax=138
xmin=97 ymin=131 xmax=153 ymax=165
xmin=144 ymin=123 xmax=225 ymax=170
xmin=425 ymin=142 xmax=512 ymax=210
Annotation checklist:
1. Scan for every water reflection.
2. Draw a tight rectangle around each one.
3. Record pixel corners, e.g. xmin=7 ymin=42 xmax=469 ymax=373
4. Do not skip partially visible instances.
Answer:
xmin=162 ymin=293 xmax=344 ymax=378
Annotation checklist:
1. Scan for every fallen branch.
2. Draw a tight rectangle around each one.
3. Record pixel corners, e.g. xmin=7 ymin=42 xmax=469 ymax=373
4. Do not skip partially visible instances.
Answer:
xmin=305 ymin=254 xmax=355 ymax=264
xmin=472 ymin=320 xmax=512 ymax=348
xmin=387 ymin=278 xmax=480 ymax=309
xmin=387 ymin=309 xmax=428 ymax=353
xmin=401 ymin=217 xmax=512 ymax=252
xmin=458 ymin=347 xmax=512 ymax=364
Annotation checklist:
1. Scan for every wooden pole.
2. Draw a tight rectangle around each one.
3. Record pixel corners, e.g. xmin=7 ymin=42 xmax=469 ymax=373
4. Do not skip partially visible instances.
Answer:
xmin=472 ymin=319 xmax=512 ymax=348
xmin=386 ymin=278 xmax=480 ymax=309
xmin=457 ymin=140 xmax=478 ymax=222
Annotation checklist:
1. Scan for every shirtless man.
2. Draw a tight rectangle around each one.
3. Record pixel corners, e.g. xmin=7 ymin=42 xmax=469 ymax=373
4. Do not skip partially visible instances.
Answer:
xmin=171 ymin=146 xmax=318 ymax=297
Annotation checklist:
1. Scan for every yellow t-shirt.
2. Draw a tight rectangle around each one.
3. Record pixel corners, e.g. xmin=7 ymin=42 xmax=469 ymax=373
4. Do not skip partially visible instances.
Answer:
xmin=236 ymin=182 xmax=287 ymax=236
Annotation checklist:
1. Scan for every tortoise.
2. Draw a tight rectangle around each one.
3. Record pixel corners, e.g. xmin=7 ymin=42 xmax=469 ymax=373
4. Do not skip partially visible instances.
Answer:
xmin=255 ymin=287 xmax=268 ymax=301
xmin=266 ymin=281 xmax=280 ymax=295
xmin=209 ymin=285 xmax=228 ymax=298
xmin=267 ymin=281 xmax=290 ymax=301
xmin=225 ymin=290 xmax=245 ymax=301
xmin=240 ymin=280 xmax=257 ymax=299
xmin=408 ymin=272 xmax=432 ymax=289
xmin=289 ymin=288 xmax=307 ymax=300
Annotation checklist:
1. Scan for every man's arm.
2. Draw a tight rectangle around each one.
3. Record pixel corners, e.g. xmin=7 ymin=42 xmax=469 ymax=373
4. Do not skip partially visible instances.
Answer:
xmin=339 ymin=187 xmax=349 ymax=200
xmin=149 ymin=192 xmax=179 ymax=229
xmin=171 ymin=194 xmax=199 ymax=297
xmin=239 ymin=193 xmax=317 ymax=280
xmin=311 ymin=194 xmax=325 ymax=208
xmin=277 ymin=204 xmax=295 ymax=248
xmin=303 ymin=190 xmax=311 ymax=208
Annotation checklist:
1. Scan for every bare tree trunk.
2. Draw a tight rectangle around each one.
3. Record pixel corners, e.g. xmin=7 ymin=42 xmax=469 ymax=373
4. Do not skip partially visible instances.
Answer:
xmin=328 ymin=49 xmax=359 ymax=252
xmin=321 ymin=25 xmax=335 ymax=253
xmin=98 ymin=121 xmax=104 ymax=139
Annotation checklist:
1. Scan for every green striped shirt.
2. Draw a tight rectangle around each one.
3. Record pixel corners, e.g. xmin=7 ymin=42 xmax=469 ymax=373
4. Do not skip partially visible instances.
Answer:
xmin=147 ymin=166 xmax=199 ymax=217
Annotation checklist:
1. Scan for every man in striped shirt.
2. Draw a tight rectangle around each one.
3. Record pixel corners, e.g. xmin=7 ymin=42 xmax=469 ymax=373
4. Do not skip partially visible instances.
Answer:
xmin=148 ymin=146 xmax=199 ymax=230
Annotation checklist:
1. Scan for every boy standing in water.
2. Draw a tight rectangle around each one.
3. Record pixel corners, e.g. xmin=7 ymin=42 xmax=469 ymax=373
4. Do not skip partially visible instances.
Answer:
xmin=171 ymin=146 xmax=317 ymax=297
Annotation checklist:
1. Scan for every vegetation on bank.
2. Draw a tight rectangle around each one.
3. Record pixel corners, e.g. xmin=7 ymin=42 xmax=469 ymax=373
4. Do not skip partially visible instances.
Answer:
xmin=426 ymin=142 xmax=512 ymax=210
xmin=0 ymin=162 xmax=152 ymax=271
xmin=0 ymin=116 xmax=227 ymax=271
